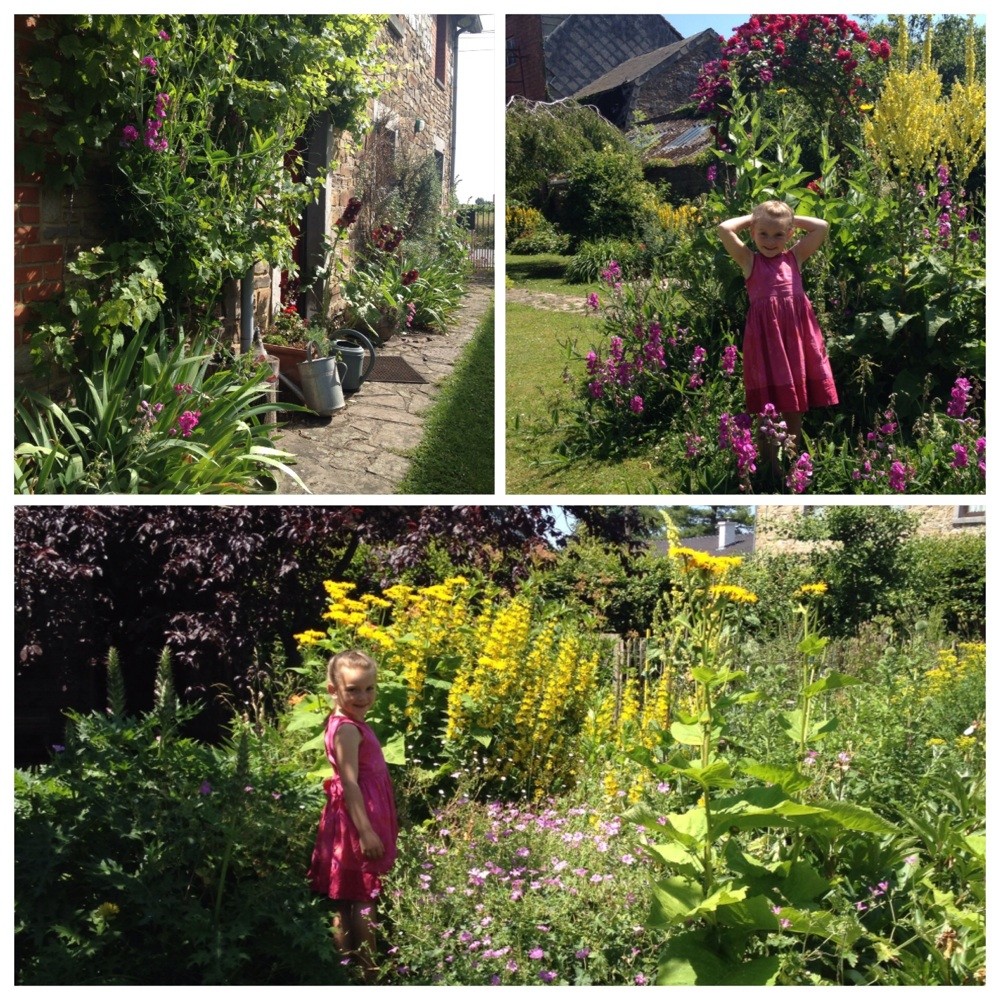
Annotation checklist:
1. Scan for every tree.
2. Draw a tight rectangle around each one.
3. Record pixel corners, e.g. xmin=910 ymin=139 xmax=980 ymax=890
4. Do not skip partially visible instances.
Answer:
xmin=505 ymin=97 xmax=631 ymax=209
xmin=669 ymin=506 xmax=754 ymax=537
xmin=14 ymin=506 xmax=568 ymax=758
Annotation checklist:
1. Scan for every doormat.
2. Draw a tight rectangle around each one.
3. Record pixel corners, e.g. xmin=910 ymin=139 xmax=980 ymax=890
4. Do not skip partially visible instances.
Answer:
xmin=366 ymin=356 xmax=427 ymax=384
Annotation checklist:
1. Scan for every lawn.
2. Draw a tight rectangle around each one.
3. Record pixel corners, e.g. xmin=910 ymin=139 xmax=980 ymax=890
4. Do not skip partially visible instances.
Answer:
xmin=505 ymin=301 xmax=680 ymax=494
xmin=398 ymin=299 xmax=494 ymax=494
xmin=506 ymin=253 xmax=602 ymax=297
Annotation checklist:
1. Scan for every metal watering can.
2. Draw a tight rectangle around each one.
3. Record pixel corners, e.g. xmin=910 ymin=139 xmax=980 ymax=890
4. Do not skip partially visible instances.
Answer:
xmin=293 ymin=343 xmax=347 ymax=415
xmin=331 ymin=328 xmax=376 ymax=394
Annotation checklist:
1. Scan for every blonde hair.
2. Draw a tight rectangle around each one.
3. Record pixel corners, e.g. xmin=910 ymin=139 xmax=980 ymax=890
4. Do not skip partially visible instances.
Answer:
xmin=326 ymin=649 xmax=378 ymax=687
xmin=751 ymin=200 xmax=794 ymax=229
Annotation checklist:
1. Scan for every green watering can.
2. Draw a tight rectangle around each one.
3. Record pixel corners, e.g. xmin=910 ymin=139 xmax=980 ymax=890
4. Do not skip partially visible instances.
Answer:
xmin=331 ymin=328 xmax=376 ymax=394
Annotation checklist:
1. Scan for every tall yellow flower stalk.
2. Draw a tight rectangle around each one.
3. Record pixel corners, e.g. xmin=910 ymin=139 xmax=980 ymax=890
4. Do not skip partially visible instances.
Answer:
xmin=942 ymin=17 xmax=985 ymax=185
xmin=862 ymin=17 xmax=943 ymax=181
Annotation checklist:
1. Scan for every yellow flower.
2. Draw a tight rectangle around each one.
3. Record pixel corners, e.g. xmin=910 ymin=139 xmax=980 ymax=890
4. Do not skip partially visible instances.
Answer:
xmin=95 ymin=902 xmax=120 ymax=920
xmin=796 ymin=582 xmax=828 ymax=597
xmin=710 ymin=584 xmax=758 ymax=604
xmin=669 ymin=545 xmax=742 ymax=577
xmin=293 ymin=629 xmax=327 ymax=646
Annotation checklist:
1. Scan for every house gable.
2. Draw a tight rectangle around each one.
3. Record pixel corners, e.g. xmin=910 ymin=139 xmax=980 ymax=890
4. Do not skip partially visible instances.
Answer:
xmin=543 ymin=14 xmax=681 ymax=101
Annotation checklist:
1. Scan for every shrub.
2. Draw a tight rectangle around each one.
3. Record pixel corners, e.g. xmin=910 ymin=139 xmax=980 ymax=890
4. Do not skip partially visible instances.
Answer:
xmin=560 ymin=149 xmax=657 ymax=243
xmin=14 ymin=322 xmax=300 ymax=494
xmin=565 ymin=239 xmax=645 ymax=284
xmin=14 ymin=650 xmax=343 ymax=985
xmin=899 ymin=531 xmax=986 ymax=636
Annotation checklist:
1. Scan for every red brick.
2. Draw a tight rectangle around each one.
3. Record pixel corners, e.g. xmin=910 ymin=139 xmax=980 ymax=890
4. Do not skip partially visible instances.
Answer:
xmin=18 ymin=205 xmax=41 ymax=225
xmin=15 ymin=185 xmax=40 ymax=205
xmin=20 ymin=282 xmax=61 ymax=303
xmin=17 ymin=243 xmax=62 ymax=264
xmin=15 ymin=225 xmax=39 ymax=245
xmin=15 ymin=265 xmax=42 ymax=285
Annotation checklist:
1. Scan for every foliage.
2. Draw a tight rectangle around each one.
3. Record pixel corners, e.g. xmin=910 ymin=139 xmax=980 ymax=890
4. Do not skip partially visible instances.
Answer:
xmin=505 ymin=97 xmax=631 ymax=208
xmin=802 ymin=506 xmax=916 ymax=634
xmin=560 ymin=149 xmax=657 ymax=244
xmin=900 ymin=532 xmax=985 ymax=636
xmin=15 ymin=322 xmax=300 ymax=495
xmin=14 ymin=649 xmax=343 ymax=985
xmin=291 ymin=578 xmax=602 ymax=800
xmin=18 ymin=14 xmax=385 ymax=336
xmin=14 ymin=505 xmax=589 ymax=753
xmin=380 ymin=796 xmax=659 ymax=985
xmin=565 ymin=240 xmax=646 ymax=284
xmin=694 ymin=14 xmax=892 ymax=157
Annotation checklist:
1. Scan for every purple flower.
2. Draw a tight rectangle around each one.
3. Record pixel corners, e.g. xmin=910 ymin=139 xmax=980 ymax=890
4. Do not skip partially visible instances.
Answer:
xmin=586 ymin=292 xmax=600 ymax=311
xmin=528 ymin=947 xmax=545 ymax=960
xmin=575 ymin=948 xmax=591 ymax=960
xmin=630 ymin=395 xmax=644 ymax=414
xmin=937 ymin=163 xmax=950 ymax=186
xmin=539 ymin=971 xmax=557 ymax=983
xmin=786 ymin=452 xmax=813 ymax=494
xmin=707 ymin=163 xmax=718 ymax=185
xmin=721 ymin=344 xmax=738 ymax=375
xmin=199 ymin=781 xmax=213 ymax=795
xmin=969 ymin=230 xmax=981 ymax=242
xmin=951 ymin=443 xmax=969 ymax=469
xmin=888 ymin=460 xmax=911 ymax=492
xmin=121 ymin=124 xmax=139 ymax=145
xmin=976 ymin=437 xmax=986 ymax=455
xmin=946 ymin=376 xmax=971 ymax=418
xmin=154 ymin=92 xmax=171 ymax=119
xmin=158 ymin=30 xmax=171 ymax=41
xmin=141 ymin=55 xmax=159 ymax=76
xmin=176 ymin=409 xmax=201 ymax=438
xmin=690 ymin=345 xmax=707 ymax=368
xmin=52 ymin=744 xmax=66 ymax=753
xmin=938 ymin=190 xmax=952 ymax=209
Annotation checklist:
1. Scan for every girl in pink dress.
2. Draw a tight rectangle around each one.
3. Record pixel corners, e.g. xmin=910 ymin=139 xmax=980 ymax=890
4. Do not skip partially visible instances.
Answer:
xmin=718 ymin=200 xmax=838 ymax=469
xmin=307 ymin=649 xmax=397 ymax=981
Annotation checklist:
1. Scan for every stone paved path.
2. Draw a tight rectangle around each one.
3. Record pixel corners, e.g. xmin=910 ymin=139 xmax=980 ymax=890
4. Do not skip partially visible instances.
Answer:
xmin=505 ymin=287 xmax=590 ymax=313
xmin=273 ymin=273 xmax=493 ymax=495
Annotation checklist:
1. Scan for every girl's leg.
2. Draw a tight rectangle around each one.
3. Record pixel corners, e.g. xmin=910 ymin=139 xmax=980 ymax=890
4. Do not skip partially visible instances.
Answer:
xmin=333 ymin=901 xmax=378 ymax=982
xmin=783 ymin=411 xmax=804 ymax=450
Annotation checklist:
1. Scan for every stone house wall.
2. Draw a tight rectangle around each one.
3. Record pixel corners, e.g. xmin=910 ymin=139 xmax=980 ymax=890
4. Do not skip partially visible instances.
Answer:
xmin=755 ymin=504 xmax=986 ymax=556
xmin=13 ymin=14 xmax=464 ymax=382
xmin=632 ymin=38 xmax=718 ymax=119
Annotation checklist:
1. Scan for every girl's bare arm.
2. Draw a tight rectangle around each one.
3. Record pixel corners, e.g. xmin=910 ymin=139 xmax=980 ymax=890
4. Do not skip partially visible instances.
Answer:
xmin=791 ymin=215 xmax=829 ymax=264
xmin=717 ymin=214 xmax=755 ymax=278
xmin=334 ymin=724 xmax=385 ymax=858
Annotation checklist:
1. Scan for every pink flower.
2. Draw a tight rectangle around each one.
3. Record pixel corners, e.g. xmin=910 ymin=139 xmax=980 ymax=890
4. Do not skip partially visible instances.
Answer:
xmin=630 ymin=395 xmax=644 ymax=415
xmin=176 ymin=410 xmax=201 ymax=438
xmin=140 ymin=55 xmax=158 ymax=76
xmin=888 ymin=460 xmax=911 ymax=492
xmin=786 ymin=452 xmax=813 ymax=494
xmin=586 ymin=292 xmax=600 ymax=311
xmin=158 ymin=30 xmax=171 ymax=41
xmin=951 ymin=443 xmax=968 ymax=469
xmin=946 ymin=376 xmax=971 ymax=418
xmin=721 ymin=344 xmax=738 ymax=375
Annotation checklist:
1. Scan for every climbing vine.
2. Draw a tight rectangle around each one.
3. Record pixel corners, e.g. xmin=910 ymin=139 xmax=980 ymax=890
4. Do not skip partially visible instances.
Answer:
xmin=17 ymin=14 xmax=386 ymax=369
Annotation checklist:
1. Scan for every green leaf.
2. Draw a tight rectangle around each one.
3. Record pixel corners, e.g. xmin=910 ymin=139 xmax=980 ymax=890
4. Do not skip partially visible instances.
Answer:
xmin=669 ymin=721 xmax=705 ymax=746
xmin=797 ymin=633 xmax=829 ymax=657
xmin=740 ymin=759 xmax=813 ymax=795
xmin=381 ymin=731 xmax=406 ymax=766
xmin=656 ymin=930 xmax=781 ymax=986
xmin=803 ymin=671 xmax=863 ymax=696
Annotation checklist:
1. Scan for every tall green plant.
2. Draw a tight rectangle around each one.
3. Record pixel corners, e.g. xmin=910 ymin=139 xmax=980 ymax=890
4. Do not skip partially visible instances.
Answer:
xmin=629 ymin=539 xmax=896 ymax=985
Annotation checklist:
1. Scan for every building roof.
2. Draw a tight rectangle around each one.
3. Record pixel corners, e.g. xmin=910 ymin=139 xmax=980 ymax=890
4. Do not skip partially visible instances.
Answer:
xmin=641 ymin=117 xmax=713 ymax=161
xmin=543 ymin=14 xmax=681 ymax=100
xmin=573 ymin=29 xmax=718 ymax=101
xmin=650 ymin=532 xmax=756 ymax=558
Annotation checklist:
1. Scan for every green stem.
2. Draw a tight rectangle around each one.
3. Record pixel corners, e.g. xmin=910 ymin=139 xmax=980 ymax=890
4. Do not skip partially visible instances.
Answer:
xmin=213 ymin=835 xmax=234 ymax=976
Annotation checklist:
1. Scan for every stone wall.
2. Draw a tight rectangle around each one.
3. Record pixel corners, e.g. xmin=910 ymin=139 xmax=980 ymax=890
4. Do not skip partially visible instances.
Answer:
xmin=755 ymin=504 xmax=986 ymax=555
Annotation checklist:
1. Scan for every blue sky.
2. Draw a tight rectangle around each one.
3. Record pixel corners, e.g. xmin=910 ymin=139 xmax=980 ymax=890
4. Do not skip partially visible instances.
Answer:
xmin=667 ymin=12 xmax=985 ymax=41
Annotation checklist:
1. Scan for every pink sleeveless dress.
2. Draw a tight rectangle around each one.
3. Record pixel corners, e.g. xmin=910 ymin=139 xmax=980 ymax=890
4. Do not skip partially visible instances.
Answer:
xmin=307 ymin=714 xmax=398 ymax=902
xmin=742 ymin=250 xmax=838 ymax=414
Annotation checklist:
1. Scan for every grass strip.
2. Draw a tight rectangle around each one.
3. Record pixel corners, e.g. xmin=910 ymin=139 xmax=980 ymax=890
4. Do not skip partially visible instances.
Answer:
xmin=398 ymin=301 xmax=495 ymax=494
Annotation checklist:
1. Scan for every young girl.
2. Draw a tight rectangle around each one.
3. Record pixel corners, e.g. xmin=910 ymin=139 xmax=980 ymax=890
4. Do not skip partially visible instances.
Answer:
xmin=307 ymin=649 xmax=397 ymax=981
xmin=718 ymin=200 xmax=838 ymax=467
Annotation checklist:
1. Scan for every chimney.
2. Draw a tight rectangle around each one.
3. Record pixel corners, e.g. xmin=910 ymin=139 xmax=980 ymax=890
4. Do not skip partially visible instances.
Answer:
xmin=718 ymin=521 xmax=736 ymax=550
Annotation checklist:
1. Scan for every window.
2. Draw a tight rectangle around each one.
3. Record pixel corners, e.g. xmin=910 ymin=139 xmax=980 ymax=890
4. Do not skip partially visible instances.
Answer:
xmin=954 ymin=505 xmax=985 ymax=526
xmin=386 ymin=15 xmax=405 ymax=41
xmin=434 ymin=15 xmax=448 ymax=86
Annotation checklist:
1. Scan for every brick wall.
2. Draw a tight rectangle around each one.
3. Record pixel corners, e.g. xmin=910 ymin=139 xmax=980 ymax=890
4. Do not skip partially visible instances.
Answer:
xmin=506 ymin=15 xmax=547 ymax=101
